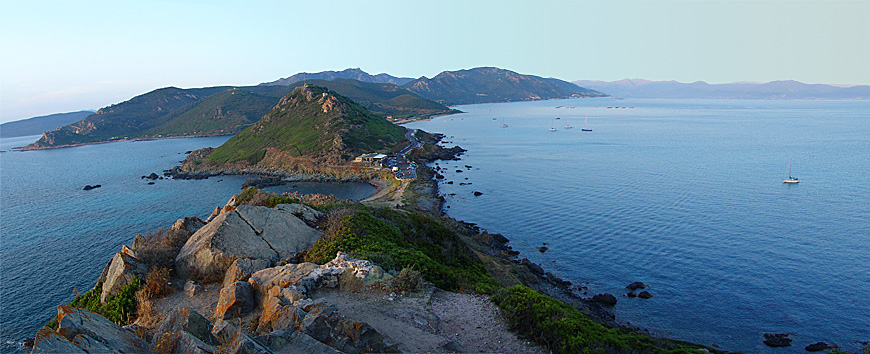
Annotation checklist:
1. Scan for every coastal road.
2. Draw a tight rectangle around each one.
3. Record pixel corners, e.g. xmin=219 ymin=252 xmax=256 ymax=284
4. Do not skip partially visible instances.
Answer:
xmin=388 ymin=128 xmax=420 ymax=180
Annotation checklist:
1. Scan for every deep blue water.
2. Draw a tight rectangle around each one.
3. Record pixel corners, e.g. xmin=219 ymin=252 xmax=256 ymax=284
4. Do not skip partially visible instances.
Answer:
xmin=0 ymin=135 xmax=372 ymax=350
xmin=407 ymin=98 xmax=870 ymax=353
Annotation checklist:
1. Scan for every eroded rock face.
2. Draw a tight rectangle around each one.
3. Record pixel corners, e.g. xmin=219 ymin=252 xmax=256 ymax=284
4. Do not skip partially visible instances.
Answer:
xmin=153 ymin=307 xmax=219 ymax=347
xmin=175 ymin=205 xmax=322 ymax=281
xmin=592 ymin=293 xmax=617 ymax=306
xmin=100 ymin=248 xmax=148 ymax=303
xmin=52 ymin=306 xmax=149 ymax=354
xmin=215 ymin=281 xmax=255 ymax=320
xmin=172 ymin=217 xmax=206 ymax=234
xmin=31 ymin=327 xmax=88 ymax=354
xmin=224 ymin=258 xmax=272 ymax=288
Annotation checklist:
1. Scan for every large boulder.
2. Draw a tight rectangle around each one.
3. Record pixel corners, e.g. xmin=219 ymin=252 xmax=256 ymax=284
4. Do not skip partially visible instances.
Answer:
xmin=224 ymin=258 xmax=272 ymax=288
xmin=215 ymin=281 xmax=255 ymax=320
xmin=100 ymin=248 xmax=148 ymax=303
xmin=153 ymin=307 xmax=219 ymax=347
xmin=54 ymin=306 xmax=149 ymax=353
xmin=175 ymin=206 xmax=322 ymax=281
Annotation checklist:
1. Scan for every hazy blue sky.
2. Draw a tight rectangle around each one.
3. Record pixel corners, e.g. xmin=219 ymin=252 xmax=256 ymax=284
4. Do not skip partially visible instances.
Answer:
xmin=1 ymin=0 xmax=867 ymax=123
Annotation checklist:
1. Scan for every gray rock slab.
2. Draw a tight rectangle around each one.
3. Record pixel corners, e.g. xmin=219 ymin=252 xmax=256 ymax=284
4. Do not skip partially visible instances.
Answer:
xmin=31 ymin=327 xmax=88 ymax=354
xmin=55 ymin=306 xmax=149 ymax=354
xmin=275 ymin=203 xmax=325 ymax=224
xmin=175 ymin=210 xmax=277 ymax=280
xmin=235 ymin=205 xmax=322 ymax=260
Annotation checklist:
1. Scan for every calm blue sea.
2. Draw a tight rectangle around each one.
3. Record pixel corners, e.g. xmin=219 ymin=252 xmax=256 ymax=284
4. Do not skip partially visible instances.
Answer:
xmin=407 ymin=98 xmax=870 ymax=353
xmin=0 ymin=135 xmax=372 ymax=351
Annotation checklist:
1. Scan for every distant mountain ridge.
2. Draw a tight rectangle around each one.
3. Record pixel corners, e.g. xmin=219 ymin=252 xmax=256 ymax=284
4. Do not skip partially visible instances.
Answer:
xmin=402 ymin=67 xmax=605 ymax=105
xmin=0 ymin=111 xmax=94 ymax=138
xmin=573 ymin=79 xmax=870 ymax=100
xmin=24 ymin=80 xmax=452 ymax=150
xmin=262 ymin=68 xmax=414 ymax=86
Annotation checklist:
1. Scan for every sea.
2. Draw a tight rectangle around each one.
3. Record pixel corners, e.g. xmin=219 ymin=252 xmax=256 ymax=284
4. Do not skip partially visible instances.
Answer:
xmin=405 ymin=98 xmax=870 ymax=353
xmin=0 ymin=98 xmax=867 ymax=353
xmin=0 ymin=135 xmax=373 ymax=352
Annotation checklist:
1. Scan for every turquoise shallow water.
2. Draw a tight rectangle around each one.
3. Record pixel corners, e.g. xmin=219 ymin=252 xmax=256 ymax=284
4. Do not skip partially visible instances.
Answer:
xmin=0 ymin=135 xmax=371 ymax=350
xmin=407 ymin=98 xmax=870 ymax=353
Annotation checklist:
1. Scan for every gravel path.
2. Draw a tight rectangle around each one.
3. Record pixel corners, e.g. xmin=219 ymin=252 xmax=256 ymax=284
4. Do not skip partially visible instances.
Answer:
xmin=311 ymin=287 xmax=545 ymax=354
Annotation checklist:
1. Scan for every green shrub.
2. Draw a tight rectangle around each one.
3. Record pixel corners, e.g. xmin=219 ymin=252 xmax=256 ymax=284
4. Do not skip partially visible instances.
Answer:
xmin=391 ymin=267 xmax=422 ymax=293
xmin=67 ymin=279 xmax=142 ymax=326
xmin=305 ymin=207 xmax=496 ymax=292
xmin=493 ymin=285 xmax=709 ymax=354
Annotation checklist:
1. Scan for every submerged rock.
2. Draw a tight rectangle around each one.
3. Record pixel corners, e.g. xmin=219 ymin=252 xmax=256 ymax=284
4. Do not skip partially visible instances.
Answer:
xmin=763 ymin=333 xmax=792 ymax=347
xmin=637 ymin=291 xmax=654 ymax=299
xmin=805 ymin=342 xmax=832 ymax=352
xmin=626 ymin=281 xmax=648 ymax=290
xmin=592 ymin=293 xmax=618 ymax=306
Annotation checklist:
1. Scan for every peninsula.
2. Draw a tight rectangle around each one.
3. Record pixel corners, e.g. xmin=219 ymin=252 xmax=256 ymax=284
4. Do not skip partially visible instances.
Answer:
xmin=27 ymin=83 xmax=729 ymax=354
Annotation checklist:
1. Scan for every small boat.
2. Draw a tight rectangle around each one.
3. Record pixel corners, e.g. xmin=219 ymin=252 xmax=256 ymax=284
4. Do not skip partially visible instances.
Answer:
xmin=581 ymin=116 xmax=593 ymax=132
xmin=500 ymin=118 xmax=508 ymax=128
xmin=548 ymin=127 xmax=558 ymax=132
xmin=783 ymin=158 xmax=799 ymax=184
xmin=564 ymin=119 xmax=573 ymax=129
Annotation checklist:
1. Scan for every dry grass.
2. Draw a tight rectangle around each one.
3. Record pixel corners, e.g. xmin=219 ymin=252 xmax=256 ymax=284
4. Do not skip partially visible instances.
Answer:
xmin=133 ymin=228 xmax=191 ymax=270
xmin=135 ymin=290 xmax=159 ymax=328
xmin=144 ymin=267 xmax=172 ymax=298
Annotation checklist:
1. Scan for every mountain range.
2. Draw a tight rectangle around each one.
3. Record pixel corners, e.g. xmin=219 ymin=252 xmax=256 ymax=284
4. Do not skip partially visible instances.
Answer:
xmin=403 ymin=67 xmax=605 ymax=105
xmin=573 ymin=79 xmax=870 ymax=100
xmin=263 ymin=67 xmax=605 ymax=105
xmin=0 ymin=111 xmax=94 ymax=138
xmin=22 ymin=67 xmax=600 ymax=149
xmin=25 ymin=80 xmax=452 ymax=149
xmin=262 ymin=68 xmax=414 ymax=86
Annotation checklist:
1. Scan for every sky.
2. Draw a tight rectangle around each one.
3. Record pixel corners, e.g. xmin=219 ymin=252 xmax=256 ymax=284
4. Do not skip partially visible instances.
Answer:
xmin=0 ymin=0 xmax=868 ymax=123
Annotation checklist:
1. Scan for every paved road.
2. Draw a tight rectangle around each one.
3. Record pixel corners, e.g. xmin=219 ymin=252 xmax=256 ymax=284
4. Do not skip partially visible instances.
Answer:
xmin=388 ymin=128 xmax=420 ymax=180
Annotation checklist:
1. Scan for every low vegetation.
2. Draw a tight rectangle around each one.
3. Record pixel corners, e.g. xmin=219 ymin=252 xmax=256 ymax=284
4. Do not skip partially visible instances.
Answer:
xmin=493 ymin=285 xmax=713 ymax=354
xmin=305 ymin=206 xmax=497 ymax=292
xmin=50 ymin=280 xmax=142 ymax=327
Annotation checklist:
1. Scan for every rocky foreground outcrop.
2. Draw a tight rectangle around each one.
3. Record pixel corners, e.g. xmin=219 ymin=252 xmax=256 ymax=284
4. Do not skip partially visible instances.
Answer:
xmin=175 ymin=204 xmax=323 ymax=281
xmin=33 ymin=251 xmax=398 ymax=354
xmin=33 ymin=306 xmax=150 ymax=354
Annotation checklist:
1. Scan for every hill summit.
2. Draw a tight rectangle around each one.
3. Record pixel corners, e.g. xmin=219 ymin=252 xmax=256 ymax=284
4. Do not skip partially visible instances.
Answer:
xmin=402 ymin=67 xmax=605 ymax=105
xmin=174 ymin=85 xmax=407 ymax=178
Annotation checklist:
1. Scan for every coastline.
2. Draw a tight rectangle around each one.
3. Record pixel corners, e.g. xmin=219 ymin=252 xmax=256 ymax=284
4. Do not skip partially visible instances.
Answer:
xmin=14 ymin=132 xmax=238 ymax=151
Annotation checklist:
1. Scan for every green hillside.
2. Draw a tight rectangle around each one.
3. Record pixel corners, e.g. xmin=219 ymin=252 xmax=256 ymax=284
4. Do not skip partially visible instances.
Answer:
xmin=28 ymin=86 xmax=229 ymax=148
xmin=25 ymin=79 xmax=451 ymax=149
xmin=207 ymin=85 xmax=406 ymax=166
xmin=275 ymin=79 xmax=458 ymax=119
xmin=138 ymin=88 xmax=277 ymax=138
xmin=402 ymin=67 xmax=606 ymax=105
xmin=0 ymin=111 xmax=94 ymax=139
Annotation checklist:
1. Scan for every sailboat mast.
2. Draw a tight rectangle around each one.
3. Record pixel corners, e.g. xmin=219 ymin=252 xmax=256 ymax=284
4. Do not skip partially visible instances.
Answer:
xmin=787 ymin=158 xmax=793 ymax=178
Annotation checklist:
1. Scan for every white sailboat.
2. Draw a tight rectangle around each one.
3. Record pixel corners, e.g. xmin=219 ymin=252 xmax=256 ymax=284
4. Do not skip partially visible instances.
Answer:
xmin=581 ymin=116 xmax=592 ymax=132
xmin=783 ymin=158 xmax=799 ymax=184
xmin=564 ymin=119 xmax=573 ymax=129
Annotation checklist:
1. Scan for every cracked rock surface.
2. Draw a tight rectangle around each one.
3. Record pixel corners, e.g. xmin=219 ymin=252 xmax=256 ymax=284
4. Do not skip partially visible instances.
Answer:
xmin=175 ymin=204 xmax=322 ymax=280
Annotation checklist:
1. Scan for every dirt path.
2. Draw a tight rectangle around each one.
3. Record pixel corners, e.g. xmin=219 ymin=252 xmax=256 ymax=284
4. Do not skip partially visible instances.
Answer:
xmin=309 ymin=287 xmax=545 ymax=354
